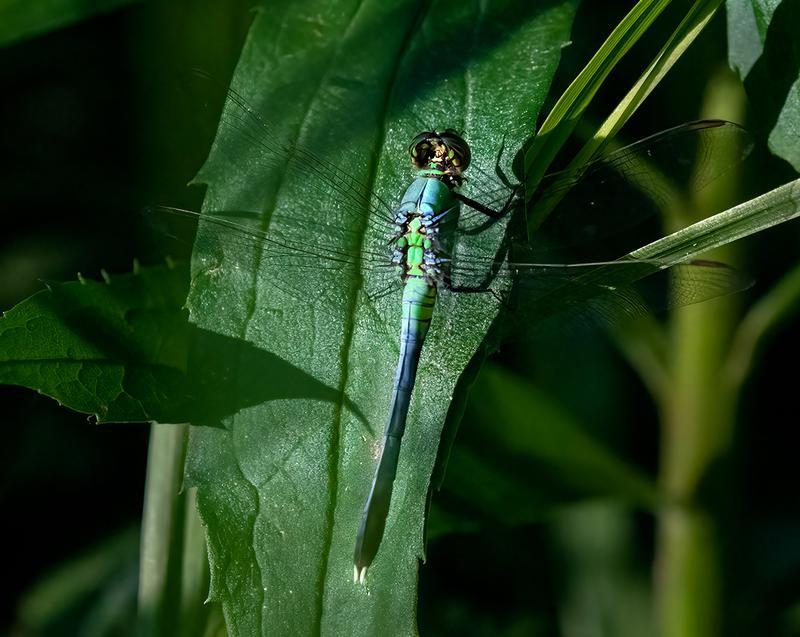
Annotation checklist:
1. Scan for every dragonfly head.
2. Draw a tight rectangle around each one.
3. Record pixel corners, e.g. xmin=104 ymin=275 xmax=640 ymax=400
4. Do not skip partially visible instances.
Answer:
xmin=409 ymin=129 xmax=471 ymax=184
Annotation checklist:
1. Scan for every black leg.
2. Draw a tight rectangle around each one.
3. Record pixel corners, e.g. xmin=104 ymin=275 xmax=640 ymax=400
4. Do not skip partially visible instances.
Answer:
xmin=443 ymin=281 xmax=513 ymax=310
xmin=453 ymin=186 xmax=521 ymax=237
xmin=454 ymin=185 xmax=519 ymax=219
xmin=444 ymin=282 xmax=492 ymax=293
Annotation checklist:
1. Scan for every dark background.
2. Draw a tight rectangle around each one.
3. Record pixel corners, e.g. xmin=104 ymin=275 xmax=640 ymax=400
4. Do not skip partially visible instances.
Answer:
xmin=2 ymin=1 xmax=798 ymax=635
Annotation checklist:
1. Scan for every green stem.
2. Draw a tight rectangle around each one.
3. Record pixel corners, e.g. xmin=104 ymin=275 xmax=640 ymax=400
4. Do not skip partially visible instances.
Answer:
xmin=137 ymin=422 xmax=188 ymax=636
xmin=653 ymin=67 xmax=746 ymax=637
xmin=179 ymin=487 xmax=212 ymax=637
xmin=654 ymin=504 xmax=722 ymax=636
xmin=656 ymin=295 xmax=736 ymax=637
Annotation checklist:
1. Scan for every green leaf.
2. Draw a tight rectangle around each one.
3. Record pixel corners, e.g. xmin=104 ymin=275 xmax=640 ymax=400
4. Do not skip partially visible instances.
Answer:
xmin=429 ymin=365 xmax=660 ymax=538
xmin=0 ymin=0 xmax=139 ymax=48
xmin=571 ymin=0 xmax=723 ymax=169
xmin=727 ymin=0 xmax=800 ymax=171
xmin=14 ymin=528 xmax=139 ymax=636
xmin=629 ymin=177 xmax=800 ymax=262
xmin=0 ymin=263 xmax=190 ymax=423
xmin=0 ymin=259 xmax=349 ymax=427
xmin=182 ymin=1 xmax=578 ymax=634
xmin=523 ymin=0 xmax=673 ymax=199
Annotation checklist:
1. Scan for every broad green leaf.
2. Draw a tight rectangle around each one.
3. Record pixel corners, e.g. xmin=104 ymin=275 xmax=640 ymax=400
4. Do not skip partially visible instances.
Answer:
xmin=0 ymin=0 xmax=139 ymax=48
xmin=726 ymin=0 xmax=782 ymax=77
xmin=428 ymin=365 xmax=659 ymax=538
xmin=0 ymin=261 xmax=348 ymax=427
xmin=0 ymin=263 xmax=189 ymax=423
xmin=182 ymin=1 xmax=578 ymax=634
xmin=727 ymin=0 xmax=800 ymax=171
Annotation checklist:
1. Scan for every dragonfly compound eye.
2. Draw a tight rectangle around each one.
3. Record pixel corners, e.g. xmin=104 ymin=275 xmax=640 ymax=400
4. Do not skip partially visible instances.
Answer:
xmin=408 ymin=129 xmax=471 ymax=174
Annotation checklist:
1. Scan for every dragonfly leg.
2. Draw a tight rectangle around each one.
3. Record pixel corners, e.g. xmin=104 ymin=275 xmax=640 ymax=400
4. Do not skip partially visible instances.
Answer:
xmin=443 ymin=280 xmax=491 ymax=293
xmin=453 ymin=185 xmax=521 ymax=237
xmin=454 ymin=185 xmax=519 ymax=219
xmin=443 ymin=281 xmax=512 ymax=309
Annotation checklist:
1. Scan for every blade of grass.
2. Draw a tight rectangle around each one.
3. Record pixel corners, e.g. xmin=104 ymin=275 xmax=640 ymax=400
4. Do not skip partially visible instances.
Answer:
xmin=726 ymin=261 xmax=800 ymax=391
xmin=572 ymin=0 xmax=723 ymax=168
xmin=530 ymin=0 xmax=724 ymax=229
xmin=628 ymin=178 xmax=800 ymax=262
xmin=523 ymin=0 xmax=672 ymax=198
xmin=179 ymin=488 xmax=212 ymax=637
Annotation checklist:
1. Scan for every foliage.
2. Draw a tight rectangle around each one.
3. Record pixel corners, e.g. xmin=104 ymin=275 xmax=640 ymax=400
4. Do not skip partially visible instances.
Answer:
xmin=2 ymin=1 xmax=800 ymax=636
xmin=0 ymin=0 xmax=138 ymax=47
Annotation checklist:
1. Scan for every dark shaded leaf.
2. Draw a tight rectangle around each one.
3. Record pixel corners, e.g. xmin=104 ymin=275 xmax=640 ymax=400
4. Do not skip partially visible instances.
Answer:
xmin=0 ymin=0 xmax=139 ymax=48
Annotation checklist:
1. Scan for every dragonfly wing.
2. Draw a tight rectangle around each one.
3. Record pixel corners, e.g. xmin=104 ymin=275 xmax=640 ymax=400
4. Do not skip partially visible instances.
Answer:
xmin=189 ymin=71 xmax=397 ymax=233
xmin=527 ymin=120 xmax=753 ymax=262
xmin=497 ymin=258 xmax=752 ymax=341
xmin=144 ymin=205 xmax=400 ymax=339
xmin=448 ymin=121 xmax=752 ymax=274
xmin=148 ymin=74 xmax=408 ymax=340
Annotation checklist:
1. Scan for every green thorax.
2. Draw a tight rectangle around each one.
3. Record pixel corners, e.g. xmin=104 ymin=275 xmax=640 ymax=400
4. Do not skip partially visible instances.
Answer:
xmin=395 ymin=176 xmax=460 ymax=282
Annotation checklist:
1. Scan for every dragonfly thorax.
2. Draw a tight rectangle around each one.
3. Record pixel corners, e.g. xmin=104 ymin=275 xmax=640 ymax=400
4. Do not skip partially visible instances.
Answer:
xmin=394 ymin=214 xmax=440 ymax=282
xmin=392 ymin=175 xmax=461 ymax=286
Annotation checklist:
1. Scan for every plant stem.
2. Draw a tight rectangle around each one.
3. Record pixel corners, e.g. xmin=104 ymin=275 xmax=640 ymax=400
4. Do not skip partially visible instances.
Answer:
xmin=179 ymin=486 xmax=212 ymax=637
xmin=653 ymin=66 xmax=745 ymax=637
xmin=656 ymin=295 xmax=736 ymax=637
xmin=138 ymin=422 xmax=188 ymax=637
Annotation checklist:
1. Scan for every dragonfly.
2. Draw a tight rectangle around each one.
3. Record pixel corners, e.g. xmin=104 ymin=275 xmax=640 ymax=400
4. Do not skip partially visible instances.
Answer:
xmin=148 ymin=83 xmax=752 ymax=584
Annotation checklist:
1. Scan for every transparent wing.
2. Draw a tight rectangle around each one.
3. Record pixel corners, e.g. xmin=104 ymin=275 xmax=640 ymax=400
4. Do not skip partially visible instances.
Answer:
xmin=155 ymin=77 xmax=753 ymax=344
xmin=150 ymin=72 xmax=417 ymax=331
xmin=445 ymin=256 xmax=752 ymax=342
xmin=143 ymin=205 xmax=401 ymax=333
xmin=146 ymin=205 xmax=393 ymax=271
xmin=524 ymin=120 xmax=753 ymax=261
xmin=453 ymin=120 xmax=752 ymax=251
xmin=188 ymin=71 xmax=398 ymax=236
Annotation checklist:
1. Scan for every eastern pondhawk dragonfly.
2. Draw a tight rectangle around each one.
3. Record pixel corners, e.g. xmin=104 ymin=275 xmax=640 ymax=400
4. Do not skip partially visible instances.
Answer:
xmin=148 ymin=83 xmax=752 ymax=584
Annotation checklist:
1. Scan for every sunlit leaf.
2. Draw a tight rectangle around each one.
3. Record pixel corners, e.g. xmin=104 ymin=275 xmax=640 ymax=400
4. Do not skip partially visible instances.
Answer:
xmin=181 ymin=1 xmax=578 ymax=634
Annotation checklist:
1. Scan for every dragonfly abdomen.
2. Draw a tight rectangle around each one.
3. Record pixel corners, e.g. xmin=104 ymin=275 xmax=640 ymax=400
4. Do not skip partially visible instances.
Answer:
xmin=391 ymin=277 xmax=436 ymax=428
xmin=353 ymin=276 xmax=435 ymax=583
xmin=354 ymin=178 xmax=460 ymax=583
